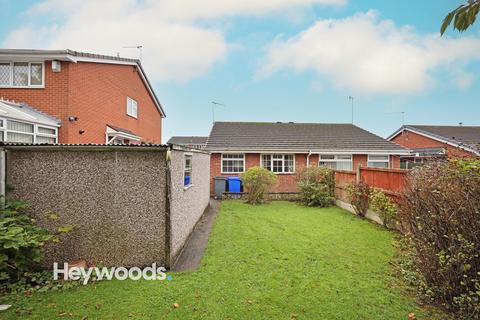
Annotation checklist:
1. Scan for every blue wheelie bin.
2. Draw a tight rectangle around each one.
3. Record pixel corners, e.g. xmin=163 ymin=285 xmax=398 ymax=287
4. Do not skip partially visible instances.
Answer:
xmin=227 ymin=176 xmax=242 ymax=193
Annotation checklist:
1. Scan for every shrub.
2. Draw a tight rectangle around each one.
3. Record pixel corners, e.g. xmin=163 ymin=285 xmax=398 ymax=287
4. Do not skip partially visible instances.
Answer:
xmin=398 ymin=158 xmax=480 ymax=317
xmin=0 ymin=200 xmax=54 ymax=283
xmin=369 ymin=188 xmax=398 ymax=229
xmin=346 ymin=181 xmax=371 ymax=217
xmin=297 ymin=167 xmax=335 ymax=207
xmin=0 ymin=199 xmax=73 ymax=294
xmin=241 ymin=167 xmax=277 ymax=204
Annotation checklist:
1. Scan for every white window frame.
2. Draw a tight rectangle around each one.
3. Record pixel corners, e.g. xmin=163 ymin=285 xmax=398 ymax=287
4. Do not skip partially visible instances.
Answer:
xmin=261 ymin=154 xmax=295 ymax=174
xmin=221 ymin=153 xmax=245 ymax=174
xmin=0 ymin=117 xmax=58 ymax=144
xmin=126 ymin=97 xmax=138 ymax=119
xmin=367 ymin=155 xmax=390 ymax=168
xmin=319 ymin=154 xmax=353 ymax=171
xmin=184 ymin=153 xmax=193 ymax=188
xmin=0 ymin=61 xmax=45 ymax=88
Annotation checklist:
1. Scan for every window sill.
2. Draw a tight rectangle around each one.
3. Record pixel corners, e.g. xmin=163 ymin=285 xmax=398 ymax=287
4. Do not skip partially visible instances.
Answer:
xmin=0 ymin=85 xmax=45 ymax=89
xmin=126 ymin=114 xmax=138 ymax=120
xmin=184 ymin=184 xmax=194 ymax=191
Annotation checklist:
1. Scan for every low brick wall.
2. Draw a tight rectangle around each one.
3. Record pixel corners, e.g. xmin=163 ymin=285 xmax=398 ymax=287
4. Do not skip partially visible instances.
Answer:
xmin=222 ymin=192 xmax=300 ymax=201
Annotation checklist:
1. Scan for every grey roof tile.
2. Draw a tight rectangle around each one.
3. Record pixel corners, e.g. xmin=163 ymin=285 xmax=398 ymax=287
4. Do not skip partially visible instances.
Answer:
xmin=206 ymin=122 xmax=408 ymax=153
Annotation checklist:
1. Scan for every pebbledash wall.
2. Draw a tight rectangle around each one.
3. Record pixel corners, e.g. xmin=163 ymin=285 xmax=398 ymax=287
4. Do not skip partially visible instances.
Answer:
xmin=3 ymin=144 xmax=210 ymax=268
xmin=169 ymin=149 xmax=210 ymax=260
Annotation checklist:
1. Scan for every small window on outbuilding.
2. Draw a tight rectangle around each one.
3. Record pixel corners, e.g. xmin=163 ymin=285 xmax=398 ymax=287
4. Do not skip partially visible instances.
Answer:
xmin=184 ymin=154 xmax=193 ymax=187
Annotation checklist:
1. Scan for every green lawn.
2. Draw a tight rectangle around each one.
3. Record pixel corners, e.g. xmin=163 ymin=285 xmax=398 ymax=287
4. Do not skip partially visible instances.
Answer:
xmin=1 ymin=201 xmax=448 ymax=319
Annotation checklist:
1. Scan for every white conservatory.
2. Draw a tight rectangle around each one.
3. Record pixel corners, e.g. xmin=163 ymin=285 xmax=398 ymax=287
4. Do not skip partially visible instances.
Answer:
xmin=0 ymin=99 xmax=60 ymax=144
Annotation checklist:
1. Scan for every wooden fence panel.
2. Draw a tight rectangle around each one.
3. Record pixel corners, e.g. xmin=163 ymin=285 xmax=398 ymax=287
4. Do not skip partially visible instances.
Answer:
xmin=334 ymin=167 xmax=407 ymax=203
xmin=334 ymin=170 xmax=356 ymax=202
xmin=360 ymin=167 xmax=407 ymax=193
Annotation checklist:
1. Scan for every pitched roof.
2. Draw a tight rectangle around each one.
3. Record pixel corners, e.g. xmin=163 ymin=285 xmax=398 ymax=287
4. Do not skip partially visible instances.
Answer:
xmin=388 ymin=125 xmax=480 ymax=155
xmin=0 ymin=49 xmax=139 ymax=64
xmin=0 ymin=99 xmax=61 ymax=127
xmin=0 ymin=49 xmax=166 ymax=118
xmin=167 ymin=136 xmax=208 ymax=145
xmin=107 ymin=124 xmax=137 ymax=136
xmin=206 ymin=122 xmax=409 ymax=154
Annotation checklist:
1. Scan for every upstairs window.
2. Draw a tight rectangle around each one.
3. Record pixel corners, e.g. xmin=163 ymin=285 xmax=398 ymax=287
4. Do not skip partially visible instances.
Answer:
xmin=262 ymin=154 xmax=295 ymax=173
xmin=184 ymin=154 xmax=193 ymax=187
xmin=221 ymin=154 xmax=245 ymax=173
xmin=0 ymin=62 xmax=44 ymax=87
xmin=319 ymin=154 xmax=353 ymax=171
xmin=126 ymin=97 xmax=138 ymax=118
xmin=367 ymin=155 xmax=389 ymax=168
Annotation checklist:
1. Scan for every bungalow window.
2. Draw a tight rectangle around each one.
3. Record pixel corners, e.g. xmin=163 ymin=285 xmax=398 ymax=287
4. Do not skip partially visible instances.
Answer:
xmin=0 ymin=62 xmax=44 ymax=87
xmin=319 ymin=154 xmax=353 ymax=171
xmin=126 ymin=97 xmax=138 ymax=118
xmin=367 ymin=155 xmax=389 ymax=168
xmin=184 ymin=154 xmax=193 ymax=187
xmin=221 ymin=154 xmax=245 ymax=173
xmin=262 ymin=154 xmax=295 ymax=173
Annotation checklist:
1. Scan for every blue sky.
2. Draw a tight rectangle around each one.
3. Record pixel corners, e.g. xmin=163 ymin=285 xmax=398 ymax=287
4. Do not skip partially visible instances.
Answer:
xmin=1 ymin=0 xmax=479 ymax=141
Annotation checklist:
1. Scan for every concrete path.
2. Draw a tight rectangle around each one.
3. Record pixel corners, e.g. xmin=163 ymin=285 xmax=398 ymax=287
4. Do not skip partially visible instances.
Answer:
xmin=171 ymin=199 xmax=221 ymax=272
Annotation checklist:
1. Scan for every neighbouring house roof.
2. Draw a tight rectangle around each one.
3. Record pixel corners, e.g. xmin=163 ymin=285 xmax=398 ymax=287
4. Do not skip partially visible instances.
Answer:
xmin=0 ymin=99 xmax=61 ymax=127
xmin=167 ymin=136 xmax=208 ymax=146
xmin=387 ymin=125 xmax=480 ymax=156
xmin=206 ymin=122 xmax=409 ymax=154
xmin=0 ymin=49 xmax=166 ymax=118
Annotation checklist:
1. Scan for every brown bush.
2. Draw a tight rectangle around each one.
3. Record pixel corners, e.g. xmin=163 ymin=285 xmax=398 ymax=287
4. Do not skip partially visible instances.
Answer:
xmin=346 ymin=181 xmax=371 ymax=217
xmin=398 ymin=158 xmax=480 ymax=317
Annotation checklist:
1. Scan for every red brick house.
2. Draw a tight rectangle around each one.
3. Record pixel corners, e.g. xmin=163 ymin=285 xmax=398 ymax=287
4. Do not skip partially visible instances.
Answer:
xmin=0 ymin=49 xmax=165 ymax=144
xmin=206 ymin=122 xmax=409 ymax=194
xmin=388 ymin=125 xmax=480 ymax=168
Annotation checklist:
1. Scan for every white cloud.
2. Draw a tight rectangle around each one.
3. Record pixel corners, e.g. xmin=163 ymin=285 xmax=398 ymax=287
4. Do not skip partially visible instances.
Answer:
xmin=261 ymin=10 xmax=480 ymax=95
xmin=4 ymin=0 xmax=345 ymax=82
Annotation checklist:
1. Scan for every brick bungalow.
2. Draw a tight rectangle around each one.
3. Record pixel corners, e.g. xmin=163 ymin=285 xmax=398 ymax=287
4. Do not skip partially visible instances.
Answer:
xmin=206 ymin=122 xmax=409 ymax=194
xmin=388 ymin=125 xmax=480 ymax=168
xmin=0 ymin=49 xmax=166 ymax=144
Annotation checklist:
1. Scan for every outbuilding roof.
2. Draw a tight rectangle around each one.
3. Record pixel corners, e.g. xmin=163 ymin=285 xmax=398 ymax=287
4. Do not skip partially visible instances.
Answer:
xmin=206 ymin=122 xmax=409 ymax=154
xmin=167 ymin=136 xmax=208 ymax=145
xmin=388 ymin=125 xmax=480 ymax=156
